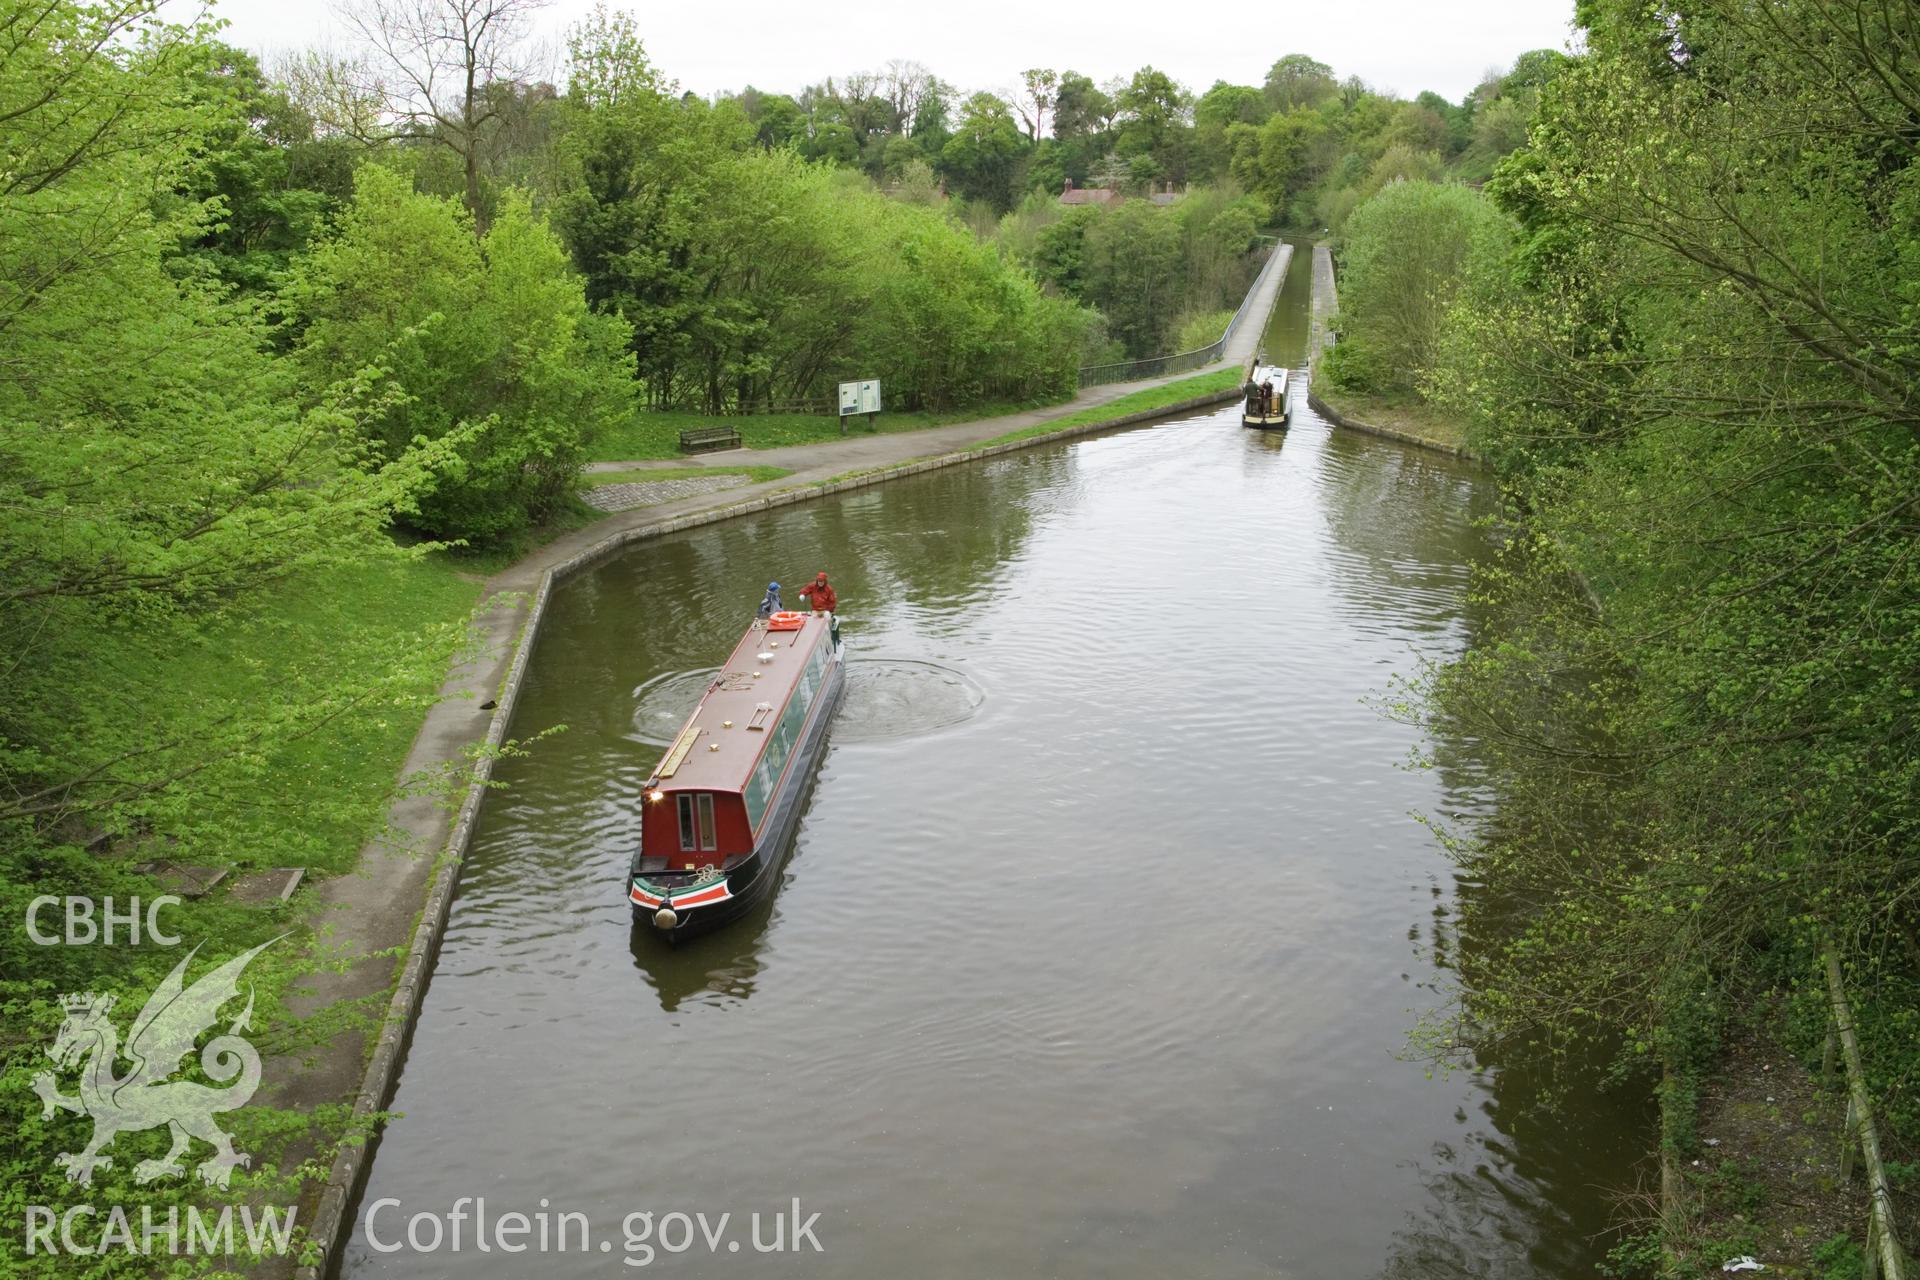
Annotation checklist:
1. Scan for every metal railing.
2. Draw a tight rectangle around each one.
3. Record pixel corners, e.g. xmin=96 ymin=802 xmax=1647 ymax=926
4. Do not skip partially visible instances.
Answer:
xmin=1075 ymin=239 xmax=1284 ymax=388
xmin=1825 ymin=953 xmax=1910 ymax=1280
xmin=1076 ymin=341 xmax=1228 ymax=387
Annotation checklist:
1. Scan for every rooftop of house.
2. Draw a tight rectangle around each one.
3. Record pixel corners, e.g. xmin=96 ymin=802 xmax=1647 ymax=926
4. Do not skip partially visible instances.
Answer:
xmin=1059 ymin=179 xmax=1186 ymax=206
xmin=1060 ymin=178 xmax=1119 ymax=205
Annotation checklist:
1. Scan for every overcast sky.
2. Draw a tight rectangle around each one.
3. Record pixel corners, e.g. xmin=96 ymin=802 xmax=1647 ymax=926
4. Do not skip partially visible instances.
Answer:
xmin=195 ymin=0 xmax=1578 ymax=106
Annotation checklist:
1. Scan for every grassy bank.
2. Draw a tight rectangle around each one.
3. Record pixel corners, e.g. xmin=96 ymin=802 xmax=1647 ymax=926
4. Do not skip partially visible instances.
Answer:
xmin=589 ymin=397 xmax=1072 ymax=462
xmin=1312 ymin=382 xmax=1469 ymax=454
xmin=586 ymin=463 xmax=792 ymax=487
xmin=2 ymin=546 xmax=493 ymax=1270
xmin=1612 ymin=975 xmax=1919 ymax=1280
xmin=982 ymin=367 xmax=1243 ymax=446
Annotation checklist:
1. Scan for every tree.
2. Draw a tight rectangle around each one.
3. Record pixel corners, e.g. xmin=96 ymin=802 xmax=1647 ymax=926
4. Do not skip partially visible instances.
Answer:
xmin=171 ymin=44 xmax=336 ymax=293
xmin=336 ymin=0 xmax=553 ymax=229
xmin=1263 ymin=54 xmax=1336 ymax=111
xmin=1192 ymin=81 xmax=1268 ymax=182
xmin=1052 ymin=71 xmax=1110 ymax=140
xmin=1080 ymin=200 xmax=1185 ymax=355
xmin=909 ymin=76 xmax=955 ymax=139
xmin=1194 ymin=80 xmax=1267 ymax=130
xmin=1415 ymin=0 xmax=1920 ymax=1129
xmin=1115 ymin=66 xmax=1191 ymax=180
xmin=1014 ymin=67 xmax=1058 ymax=139
xmin=940 ymin=91 xmax=1025 ymax=211
xmin=1324 ymin=180 xmax=1508 ymax=392
xmin=881 ymin=59 xmax=941 ymax=132
xmin=0 ymin=0 xmax=454 ymax=842
xmin=290 ymin=167 xmax=634 ymax=539
xmin=549 ymin=9 xmax=737 ymax=408
xmin=278 ymin=46 xmax=392 ymax=145
xmin=1235 ymin=107 xmax=1333 ymax=213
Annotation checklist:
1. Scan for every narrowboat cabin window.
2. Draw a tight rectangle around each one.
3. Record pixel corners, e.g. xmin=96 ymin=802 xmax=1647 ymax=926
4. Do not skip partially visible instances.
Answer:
xmin=677 ymin=792 xmax=718 ymax=852
xmin=745 ymin=758 xmax=775 ymax=828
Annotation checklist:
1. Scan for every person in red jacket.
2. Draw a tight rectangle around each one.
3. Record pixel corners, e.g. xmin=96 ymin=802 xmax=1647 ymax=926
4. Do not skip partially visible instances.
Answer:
xmin=798 ymin=571 xmax=837 ymax=614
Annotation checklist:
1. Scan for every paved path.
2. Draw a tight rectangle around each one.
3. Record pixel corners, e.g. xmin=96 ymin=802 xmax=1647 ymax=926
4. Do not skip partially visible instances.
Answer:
xmin=583 ymin=473 xmax=752 ymax=511
xmin=1310 ymin=242 xmax=1337 ymax=378
xmin=282 ymin=240 xmax=1293 ymax=1278
xmin=577 ymin=372 xmax=1195 ymax=481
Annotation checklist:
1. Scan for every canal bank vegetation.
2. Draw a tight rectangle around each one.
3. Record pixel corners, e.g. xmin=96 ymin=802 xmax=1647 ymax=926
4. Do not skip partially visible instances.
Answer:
xmin=1312 ymin=172 xmax=1515 ymax=452
xmin=993 ymin=187 xmax=1267 ymax=361
xmin=1247 ymin=58 xmax=1562 ymax=449
xmin=1387 ymin=0 xmax=1920 ymax=1271
xmin=715 ymin=48 xmax=1562 ymax=232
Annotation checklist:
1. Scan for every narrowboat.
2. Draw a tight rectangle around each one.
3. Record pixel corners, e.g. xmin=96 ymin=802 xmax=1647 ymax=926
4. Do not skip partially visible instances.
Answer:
xmin=1242 ymin=364 xmax=1291 ymax=429
xmin=627 ymin=608 xmax=844 ymax=941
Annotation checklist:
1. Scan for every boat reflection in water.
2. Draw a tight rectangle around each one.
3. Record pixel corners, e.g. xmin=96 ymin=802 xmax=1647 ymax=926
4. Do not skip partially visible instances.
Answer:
xmin=627 ymin=896 xmax=775 ymax=1012
xmin=627 ymin=608 xmax=844 ymax=943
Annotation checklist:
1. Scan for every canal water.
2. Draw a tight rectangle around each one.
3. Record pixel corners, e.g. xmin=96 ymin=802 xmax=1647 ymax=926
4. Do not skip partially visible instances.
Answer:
xmin=341 ymin=245 xmax=1649 ymax=1278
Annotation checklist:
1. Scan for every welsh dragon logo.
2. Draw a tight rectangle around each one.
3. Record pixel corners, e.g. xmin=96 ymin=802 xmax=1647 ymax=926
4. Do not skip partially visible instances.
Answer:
xmin=32 ymin=938 xmax=278 ymax=1189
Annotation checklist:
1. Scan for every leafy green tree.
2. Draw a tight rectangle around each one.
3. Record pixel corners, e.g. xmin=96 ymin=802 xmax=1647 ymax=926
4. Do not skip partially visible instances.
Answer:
xmin=856 ymin=200 xmax=1088 ymax=408
xmin=1416 ymin=0 xmax=1920 ymax=1146
xmin=1324 ymin=180 xmax=1508 ymax=392
xmin=733 ymin=88 xmax=805 ymax=149
xmin=168 ymin=44 xmax=335 ymax=294
xmin=1191 ymin=81 xmax=1269 ymax=182
xmin=804 ymin=119 xmax=860 ymax=167
xmin=1263 ymin=54 xmax=1336 ymax=111
xmin=940 ymin=91 xmax=1026 ymax=211
xmin=1052 ymin=72 xmax=1111 ymax=140
xmin=1234 ymin=107 xmax=1333 ymax=215
xmin=909 ymin=79 xmax=954 ymax=140
xmin=1414 ymin=90 xmax=1471 ymax=156
xmin=1115 ymin=66 xmax=1191 ymax=181
xmin=0 ymin=0 xmax=460 ymax=958
xmin=1080 ymin=200 xmax=1185 ymax=355
xmin=0 ymin=2 xmax=443 ymax=651
xmin=549 ymin=9 xmax=746 ymax=407
xmin=1015 ymin=67 xmax=1058 ymax=140
xmin=290 ymin=167 xmax=634 ymax=539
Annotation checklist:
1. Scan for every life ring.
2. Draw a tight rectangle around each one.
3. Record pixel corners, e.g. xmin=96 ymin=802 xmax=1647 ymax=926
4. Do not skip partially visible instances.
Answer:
xmin=767 ymin=610 xmax=807 ymax=631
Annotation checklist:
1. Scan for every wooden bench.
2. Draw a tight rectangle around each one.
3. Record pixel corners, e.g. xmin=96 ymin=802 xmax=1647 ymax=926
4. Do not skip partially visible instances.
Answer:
xmin=677 ymin=425 xmax=742 ymax=453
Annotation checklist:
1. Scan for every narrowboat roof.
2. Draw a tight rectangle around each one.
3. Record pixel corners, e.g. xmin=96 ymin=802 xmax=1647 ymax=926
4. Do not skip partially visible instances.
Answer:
xmin=1252 ymin=365 xmax=1289 ymax=387
xmin=647 ymin=614 xmax=833 ymax=794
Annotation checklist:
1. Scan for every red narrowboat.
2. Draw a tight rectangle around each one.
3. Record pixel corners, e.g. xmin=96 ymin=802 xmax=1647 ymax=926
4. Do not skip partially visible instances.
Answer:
xmin=627 ymin=610 xmax=845 ymax=941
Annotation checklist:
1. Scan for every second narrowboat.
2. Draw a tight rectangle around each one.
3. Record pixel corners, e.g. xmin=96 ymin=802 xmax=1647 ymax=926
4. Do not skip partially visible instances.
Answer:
xmin=1242 ymin=364 xmax=1291 ymax=429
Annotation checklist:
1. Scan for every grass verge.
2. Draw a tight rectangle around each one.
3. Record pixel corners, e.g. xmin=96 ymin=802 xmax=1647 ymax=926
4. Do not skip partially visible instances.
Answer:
xmin=981 ymin=367 xmax=1242 ymax=446
xmin=1313 ymin=382 xmax=1469 ymax=453
xmin=2 ymin=545 xmax=494 ymax=1276
xmin=586 ymin=464 xmax=791 ymax=487
xmin=588 ymin=396 xmax=1071 ymax=462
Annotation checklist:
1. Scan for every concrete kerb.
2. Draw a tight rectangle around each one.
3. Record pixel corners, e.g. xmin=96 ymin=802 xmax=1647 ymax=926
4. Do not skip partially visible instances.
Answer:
xmin=292 ymin=572 xmax=551 ymax=1280
xmin=290 ymin=381 xmax=1243 ymax=1279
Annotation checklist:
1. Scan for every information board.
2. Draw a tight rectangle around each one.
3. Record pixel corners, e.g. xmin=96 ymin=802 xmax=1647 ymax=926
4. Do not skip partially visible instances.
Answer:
xmin=838 ymin=379 xmax=882 ymax=417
